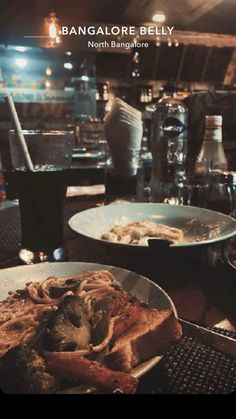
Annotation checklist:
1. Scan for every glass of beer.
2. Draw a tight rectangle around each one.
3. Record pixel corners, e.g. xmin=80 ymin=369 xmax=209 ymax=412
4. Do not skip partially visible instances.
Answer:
xmin=9 ymin=130 xmax=74 ymax=264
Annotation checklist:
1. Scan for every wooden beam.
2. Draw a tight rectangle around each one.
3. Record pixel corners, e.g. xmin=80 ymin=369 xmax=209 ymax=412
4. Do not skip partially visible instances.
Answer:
xmin=142 ymin=26 xmax=236 ymax=48
xmin=184 ymin=0 xmax=224 ymax=25
xmin=224 ymin=48 xmax=236 ymax=85
xmin=123 ymin=0 xmax=224 ymax=26
xmin=123 ymin=0 xmax=153 ymax=19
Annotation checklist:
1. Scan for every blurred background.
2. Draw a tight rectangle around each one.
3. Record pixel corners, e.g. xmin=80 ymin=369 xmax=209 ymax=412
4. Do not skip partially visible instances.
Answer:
xmin=1 ymin=0 xmax=236 ymax=197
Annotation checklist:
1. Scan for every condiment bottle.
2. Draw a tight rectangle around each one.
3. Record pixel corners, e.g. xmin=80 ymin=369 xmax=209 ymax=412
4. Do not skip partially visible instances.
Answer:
xmin=223 ymin=171 xmax=236 ymax=212
xmin=197 ymin=115 xmax=228 ymax=172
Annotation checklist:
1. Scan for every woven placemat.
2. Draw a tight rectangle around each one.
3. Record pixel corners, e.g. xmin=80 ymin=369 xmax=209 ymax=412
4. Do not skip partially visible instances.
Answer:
xmin=137 ymin=329 xmax=236 ymax=394
xmin=0 ymin=201 xmax=100 ymax=254
xmin=0 ymin=206 xmax=21 ymax=253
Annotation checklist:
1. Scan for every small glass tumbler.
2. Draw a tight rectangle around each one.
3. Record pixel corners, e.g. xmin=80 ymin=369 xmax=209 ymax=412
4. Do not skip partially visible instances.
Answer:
xmin=9 ymin=130 xmax=74 ymax=264
xmin=104 ymin=149 xmax=142 ymax=204
xmin=184 ymin=159 xmax=211 ymax=207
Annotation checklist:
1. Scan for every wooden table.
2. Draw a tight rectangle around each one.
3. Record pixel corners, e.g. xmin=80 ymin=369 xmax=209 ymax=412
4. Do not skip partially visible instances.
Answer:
xmin=1 ymin=197 xmax=236 ymax=394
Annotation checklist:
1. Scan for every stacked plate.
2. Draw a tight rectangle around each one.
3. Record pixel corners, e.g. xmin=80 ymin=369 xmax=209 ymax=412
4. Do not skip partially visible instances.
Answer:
xmin=104 ymin=98 xmax=143 ymax=175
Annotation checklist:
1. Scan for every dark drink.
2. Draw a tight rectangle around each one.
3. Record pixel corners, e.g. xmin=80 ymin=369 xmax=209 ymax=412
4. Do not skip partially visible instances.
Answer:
xmin=17 ymin=166 xmax=68 ymax=263
xmin=105 ymin=150 xmax=142 ymax=203
xmin=106 ymin=171 xmax=138 ymax=197
xmin=9 ymin=130 xmax=74 ymax=264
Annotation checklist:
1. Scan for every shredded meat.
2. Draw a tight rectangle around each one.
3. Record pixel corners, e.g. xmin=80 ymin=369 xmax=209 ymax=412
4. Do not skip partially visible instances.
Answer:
xmin=102 ymin=221 xmax=184 ymax=245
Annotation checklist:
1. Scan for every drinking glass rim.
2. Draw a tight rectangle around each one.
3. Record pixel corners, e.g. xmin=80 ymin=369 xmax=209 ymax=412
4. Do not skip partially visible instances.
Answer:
xmin=9 ymin=129 xmax=74 ymax=136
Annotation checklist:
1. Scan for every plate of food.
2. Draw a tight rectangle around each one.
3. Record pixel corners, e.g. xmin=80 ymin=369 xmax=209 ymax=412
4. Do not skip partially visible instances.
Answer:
xmin=0 ymin=262 xmax=182 ymax=394
xmin=68 ymin=203 xmax=236 ymax=248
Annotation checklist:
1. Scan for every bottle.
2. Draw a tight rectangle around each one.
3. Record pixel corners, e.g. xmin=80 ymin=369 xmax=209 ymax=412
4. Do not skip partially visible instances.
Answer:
xmin=150 ymin=87 xmax=188 ymax=203
xmin=206 ymin=171 xmax=232 ymax=214
xmin=227 ymin=171 xmax=236 ymax=211
xmin=197 ymin=115 xmax=227 ymax=172
xmin=0 ymin=153 xmax=6 ymax=202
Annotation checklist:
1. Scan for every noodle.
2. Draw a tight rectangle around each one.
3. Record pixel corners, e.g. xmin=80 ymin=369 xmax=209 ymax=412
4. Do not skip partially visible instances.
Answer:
xmin=0 ymin=270 xmax=121 ymax=357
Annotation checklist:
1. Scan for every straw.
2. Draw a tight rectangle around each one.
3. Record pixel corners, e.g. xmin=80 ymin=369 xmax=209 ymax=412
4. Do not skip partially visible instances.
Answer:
xmin=4 ymin=94 xmax=34 ymax=171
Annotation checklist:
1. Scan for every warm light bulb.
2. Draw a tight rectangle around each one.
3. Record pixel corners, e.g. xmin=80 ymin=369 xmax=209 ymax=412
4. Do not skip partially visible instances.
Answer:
xmin=152 ymin=11 xmax=166 ymax=23
xmin=64 ymin=62 xmax=73 ymax=70
xmin=49 ymin=22 xmax=57 ymax=38
xmin=56 ymin=35 xmax=61 ymax=44
xmin=46 ymin=67 xmax=52 ymax=76
xmin=45 ymin=12 xmax=62 ymax=47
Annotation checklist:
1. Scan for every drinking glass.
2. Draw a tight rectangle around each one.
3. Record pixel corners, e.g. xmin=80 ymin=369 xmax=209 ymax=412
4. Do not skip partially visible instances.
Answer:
xmin=184 ymin=159 xmax=210 ymax=207
xmin=9 ymin=130 xmax=74 ymax=264
xmin=104 ymin=149 xmax=142 ymax=204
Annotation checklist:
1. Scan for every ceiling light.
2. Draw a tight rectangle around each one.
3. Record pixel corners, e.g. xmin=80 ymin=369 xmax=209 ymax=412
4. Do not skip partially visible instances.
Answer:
xmin=81 ymin=75 xmax=89 ymax=81
xmin=14 ymin=46 xmax=26 ymax=52
xmin=133 ymin=51 xmax=140 ymax=64
xmin=15 ymin=58 xmax=27 ymax=68
xmin=64 ymin=62 xmax=73 ymax=70
xmin=46 ymin=67 xmax=52 ymax=76
xmin=132 ymin=69 xmax=140 ymax=78
xmin=45 ymin=80 xmax=51 ymax=88
xmin=65 ymin=51 xmax=72 ymax=55
xmin=152 ymin=11 xmax=166 ymax=23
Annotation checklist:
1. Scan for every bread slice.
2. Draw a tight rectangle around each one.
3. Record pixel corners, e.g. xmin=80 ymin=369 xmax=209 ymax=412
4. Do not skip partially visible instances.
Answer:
xmin=105 ymin=307 xmax=182 ymax=372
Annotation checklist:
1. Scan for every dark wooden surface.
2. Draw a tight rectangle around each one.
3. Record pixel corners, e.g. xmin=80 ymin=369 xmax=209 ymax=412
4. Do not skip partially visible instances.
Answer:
xmin=0 ymin=198 xmax=107 ymax=268
xmin=0 ymin=198 xmax=236 ymax=393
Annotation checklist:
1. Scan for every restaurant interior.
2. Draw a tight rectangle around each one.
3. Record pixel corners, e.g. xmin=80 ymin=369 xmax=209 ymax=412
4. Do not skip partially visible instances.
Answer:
xmin=0 ymin=0 xmax=236 ymax=395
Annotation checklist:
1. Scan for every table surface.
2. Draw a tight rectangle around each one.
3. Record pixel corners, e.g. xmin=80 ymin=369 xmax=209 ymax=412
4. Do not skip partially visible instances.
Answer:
xmin=0 ymin=197 xmax=235 ymax=332
xmin=1 ymin=197 xmax=236 ymax=394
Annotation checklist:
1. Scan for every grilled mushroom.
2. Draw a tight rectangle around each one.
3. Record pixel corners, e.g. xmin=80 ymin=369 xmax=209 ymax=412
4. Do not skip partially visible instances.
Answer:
xmin=49 ymin=278 xmax=80 ymax=299
xmin=44 ymin=296 xmax=91 ymax=352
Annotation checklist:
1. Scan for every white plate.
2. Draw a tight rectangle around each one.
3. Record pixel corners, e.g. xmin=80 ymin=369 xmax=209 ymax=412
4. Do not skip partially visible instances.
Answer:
xmin=69 ymin=203 xmax=236 ymax=248
xmin=0 ymin=262 xmax=177 ymax=384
